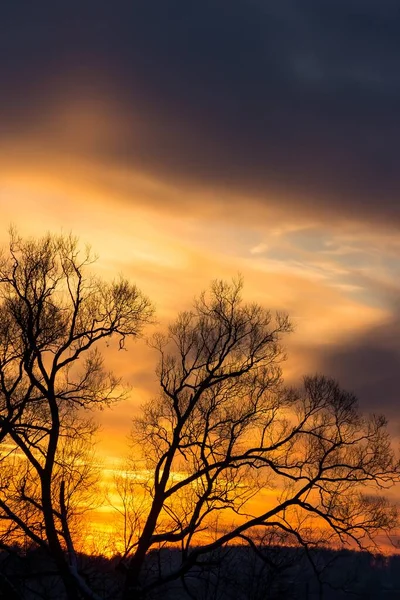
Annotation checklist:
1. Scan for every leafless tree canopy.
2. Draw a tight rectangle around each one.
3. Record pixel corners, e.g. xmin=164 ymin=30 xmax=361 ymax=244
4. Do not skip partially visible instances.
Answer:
xmin=0 ymin=230 xmax=154 ymax=600
xmin=0 ymin=233 xmax=398 ymax=600
xmin=121 ymin=279 xmax=399 ymax=599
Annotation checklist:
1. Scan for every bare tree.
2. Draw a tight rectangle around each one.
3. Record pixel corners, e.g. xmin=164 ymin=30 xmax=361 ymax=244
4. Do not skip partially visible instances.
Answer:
xmin=0 ymin=230 xmax=154 ymax=600
xmin=122 ymin=278 xmax=399 ymax=599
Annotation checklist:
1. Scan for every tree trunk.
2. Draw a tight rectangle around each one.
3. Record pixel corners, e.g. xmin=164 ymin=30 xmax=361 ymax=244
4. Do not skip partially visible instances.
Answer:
xmin=41 ymin=475 xmax=80 ymax=600
xmin=122 ymin=549 xmax=147 ymax=600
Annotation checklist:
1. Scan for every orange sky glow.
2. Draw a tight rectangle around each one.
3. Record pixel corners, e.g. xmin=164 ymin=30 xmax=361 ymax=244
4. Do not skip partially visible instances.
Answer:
xmin=1 ymin=123 xmax=400 ymax=553
xmin=3 ymin=18 xmax=400 ymax=600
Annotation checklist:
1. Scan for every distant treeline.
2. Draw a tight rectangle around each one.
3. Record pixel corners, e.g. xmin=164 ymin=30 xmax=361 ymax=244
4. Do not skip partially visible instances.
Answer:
xmin=1 ymin=545 xmax=399 ymax=600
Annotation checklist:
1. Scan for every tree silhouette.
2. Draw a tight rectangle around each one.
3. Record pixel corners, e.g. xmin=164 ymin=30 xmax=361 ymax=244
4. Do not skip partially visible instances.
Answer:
xmin=0 ymin=232 xmax=398 ymax=600
xmin=0 ymin=230 xmax=154 ymax=600
xmin=121 ymin=279 xmax=399 ymax=599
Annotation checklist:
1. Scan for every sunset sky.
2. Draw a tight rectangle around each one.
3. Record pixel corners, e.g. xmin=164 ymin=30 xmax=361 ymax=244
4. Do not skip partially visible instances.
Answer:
xmin=1 ymin=1 xmax=400 ymax=467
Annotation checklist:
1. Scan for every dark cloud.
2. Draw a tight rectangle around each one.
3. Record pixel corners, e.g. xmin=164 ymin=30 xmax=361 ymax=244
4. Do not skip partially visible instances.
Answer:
xmin=315 ymin=311 xmax=400 ymax=420
xmin=2 ymin=1 xmax=400 ymax=225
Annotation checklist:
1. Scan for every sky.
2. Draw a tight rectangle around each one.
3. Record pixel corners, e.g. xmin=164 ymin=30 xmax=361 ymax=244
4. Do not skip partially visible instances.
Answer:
xmin=1 ymin=1 xmax=400 ymax=464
